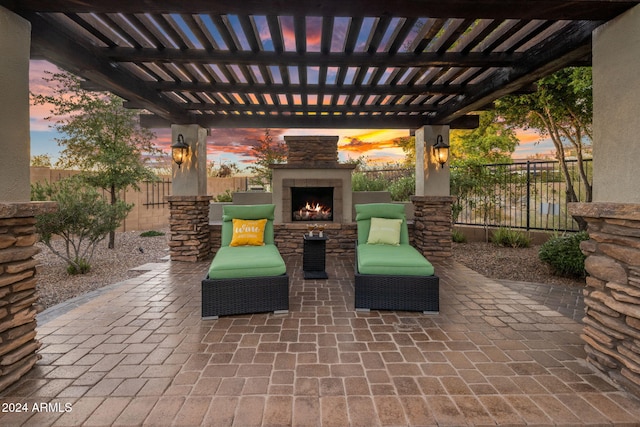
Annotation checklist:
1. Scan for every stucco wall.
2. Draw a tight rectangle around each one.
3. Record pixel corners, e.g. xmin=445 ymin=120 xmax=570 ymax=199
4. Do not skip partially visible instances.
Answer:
xmin=0 ymin=7 xmax=31 ymax=202
xmin=592 ymin=5 xmax=640 ymax=203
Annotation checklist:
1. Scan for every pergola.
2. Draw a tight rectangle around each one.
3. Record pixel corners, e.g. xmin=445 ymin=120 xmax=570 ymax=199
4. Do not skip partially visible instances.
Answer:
xmin=2 ymin=0 xmax=640 ymax=398
xmin=2 ymin=0 xmax=638 ymax=131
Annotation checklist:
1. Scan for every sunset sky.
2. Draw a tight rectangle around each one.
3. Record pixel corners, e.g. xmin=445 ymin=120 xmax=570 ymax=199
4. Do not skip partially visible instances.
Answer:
xmin=29 ymin=60 xmax=555 ymax=169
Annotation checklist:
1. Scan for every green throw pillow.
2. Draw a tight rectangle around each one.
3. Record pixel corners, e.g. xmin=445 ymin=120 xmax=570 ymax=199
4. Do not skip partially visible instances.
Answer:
xmin=367 ymin=217 xmax=403 ymax=246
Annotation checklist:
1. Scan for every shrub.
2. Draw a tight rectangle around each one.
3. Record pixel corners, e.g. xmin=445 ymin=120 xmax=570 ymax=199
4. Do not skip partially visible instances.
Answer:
xmin=140 ymin=230 xmax=165 ymax=237
xmin=32 ymin=177 xmax=131 ymax=275
xmin=67 ymin=258 xmax=91 ymax=275
xmin=388 ymin=175 xmax=415 ymax=201
xmin=214 ymin=189 xmax=233 ymax=202
xmin=490 ymin=227 xmax=532 ymax=248
xmin=539 ymin=231 xmax=589 ymax=277
xmin=452 ymin=229 xmax=467 ymax=243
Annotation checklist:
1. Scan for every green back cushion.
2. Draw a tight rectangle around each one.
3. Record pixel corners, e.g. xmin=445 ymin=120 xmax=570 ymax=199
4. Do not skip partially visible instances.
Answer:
xmin=221 ymin=204 xmax=275 ymax=246
xmin=355 ymin=203 xmax=409 ymax=245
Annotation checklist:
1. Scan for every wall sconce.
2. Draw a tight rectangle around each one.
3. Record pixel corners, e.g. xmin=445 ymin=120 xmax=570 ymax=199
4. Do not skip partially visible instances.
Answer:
xmin=171 ymin=134 xmax=190 ymax=169
xmin=432 ymin=135 xmax=450 ymax=168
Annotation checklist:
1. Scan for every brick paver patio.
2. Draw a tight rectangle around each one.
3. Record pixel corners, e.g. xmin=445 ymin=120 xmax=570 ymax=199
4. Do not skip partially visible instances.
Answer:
xmin=1 ymin=255 xmax=639 ymax=426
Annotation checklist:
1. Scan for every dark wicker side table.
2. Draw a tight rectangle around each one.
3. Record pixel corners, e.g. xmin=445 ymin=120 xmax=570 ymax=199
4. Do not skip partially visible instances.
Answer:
xmin=303 ymin=234 xmax=328 ymax=279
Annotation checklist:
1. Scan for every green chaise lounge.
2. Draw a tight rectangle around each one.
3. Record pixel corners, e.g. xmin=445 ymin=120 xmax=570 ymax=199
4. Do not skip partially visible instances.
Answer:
xmin=202 ymin=204 xmax=289 ymax=319
xmin=354 ymin=203 xmax=439 ymax=313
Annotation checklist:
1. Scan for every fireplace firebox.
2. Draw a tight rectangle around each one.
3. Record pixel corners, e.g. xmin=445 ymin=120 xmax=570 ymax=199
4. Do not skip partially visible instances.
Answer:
xmin=291 ymin=187 xmax=333 ymax=221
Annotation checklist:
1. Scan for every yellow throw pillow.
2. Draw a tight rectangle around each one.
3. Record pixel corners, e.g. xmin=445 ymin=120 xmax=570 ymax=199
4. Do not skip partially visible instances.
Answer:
xmin=230 ymin=218 xmax=268 ymax=246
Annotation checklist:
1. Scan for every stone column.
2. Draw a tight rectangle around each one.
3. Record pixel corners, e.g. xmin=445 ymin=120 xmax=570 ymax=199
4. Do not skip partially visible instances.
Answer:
xmin=569 ymin=202 xmax=640 ymax=397
xmin=569 ymin=5 xmax=640 ymax=399
xmin=167 ymin=125 xmax=211 ymax=262
xmin=411 ymin=196 xmax=454 ymax=262
xmin=0 ymin=201 xmax=57 ymax=392
xmin=167 ymin=195 xmax=212 ymax=262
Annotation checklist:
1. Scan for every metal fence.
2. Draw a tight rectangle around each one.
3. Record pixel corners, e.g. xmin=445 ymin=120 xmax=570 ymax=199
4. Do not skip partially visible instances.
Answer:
xmin=143 ymin=178 xmax=171 ymax=208
xmin=452 ymin=159 xmax=592 ymax=231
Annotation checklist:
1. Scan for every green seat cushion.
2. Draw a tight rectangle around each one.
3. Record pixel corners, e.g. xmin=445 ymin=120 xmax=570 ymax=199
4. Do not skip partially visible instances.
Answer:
xmin=357 ymin=244 xmax=435 ymax=276
xmin=208 ymin=245 xmax=286 ymax=279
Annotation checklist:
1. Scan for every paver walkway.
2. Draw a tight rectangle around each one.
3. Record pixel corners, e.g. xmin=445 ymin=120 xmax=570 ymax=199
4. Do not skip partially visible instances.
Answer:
xmin=1 ymin=256 xmax=639 ymax=426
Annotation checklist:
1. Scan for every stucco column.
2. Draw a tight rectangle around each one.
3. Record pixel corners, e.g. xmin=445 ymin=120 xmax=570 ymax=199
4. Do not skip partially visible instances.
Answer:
xmin=0 ymin=7 xmax=31 ymax=202
xmin=171 ymin=124 xmax=208 ymax=196
xmin=569 ymin=4 xmax=640 ymax=399
xmin=414 ymin=125 xmax=450 ymax=197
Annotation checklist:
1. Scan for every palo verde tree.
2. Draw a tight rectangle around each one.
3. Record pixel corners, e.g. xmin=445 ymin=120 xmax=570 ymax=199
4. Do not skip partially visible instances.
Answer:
xmin=31 ymin=71 xmax=159 ymax=248
xmin=495 ymin=67 xmax=593 ymax=229
xmin=247 ymin=129 xmax=287 ymax=188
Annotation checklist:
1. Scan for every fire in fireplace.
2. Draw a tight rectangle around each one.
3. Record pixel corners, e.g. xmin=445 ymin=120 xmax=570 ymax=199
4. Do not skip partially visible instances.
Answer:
xmin=291 ymin=187 xmax=333 ymax=221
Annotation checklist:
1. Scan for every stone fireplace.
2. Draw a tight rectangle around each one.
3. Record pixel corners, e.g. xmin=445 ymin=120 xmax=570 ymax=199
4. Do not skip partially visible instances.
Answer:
xmin=271 ymin=136 xmax=356 ymax=224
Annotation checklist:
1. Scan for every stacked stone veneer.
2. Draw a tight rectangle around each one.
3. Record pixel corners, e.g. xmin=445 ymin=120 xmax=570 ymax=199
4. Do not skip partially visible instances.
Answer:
xmin=411 ymin=196 xmax=454 ymax=262
xmin=208 ymin=223 xmax=358 ymax=258
xmin=285 ymin=136 xmax=338 ymax=165
xmin=570 ymin=202 xmax=640 ymax=397
xmin=167 ymin=195 xmax=212 ymax=261
xmin=0 ymin=202 xmax=57 ymax=392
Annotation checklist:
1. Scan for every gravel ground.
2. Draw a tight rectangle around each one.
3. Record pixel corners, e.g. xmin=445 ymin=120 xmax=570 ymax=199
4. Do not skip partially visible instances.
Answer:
xmin=34 ymin=229 xmax=170 ymax=311
xmin=33 ymin=230 xmax=584 ymax=311
xmin=451 ymin=241 xmax=585 ymax=288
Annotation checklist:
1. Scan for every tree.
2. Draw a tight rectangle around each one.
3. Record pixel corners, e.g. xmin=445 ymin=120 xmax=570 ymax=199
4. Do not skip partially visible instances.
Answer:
xmin=207 ymin=160 xmax=240 ymax=178
xmin=247 ymin=129 xmax=287 ymax=188
xmin=495 ymin=67 xmax=593 ymax=229
xmin=393 ymin=110 xmax=517 ymax=167
xmin=31 ymin=71 xmax=159 ymax=248
xmin=450 ymin=110 xmax=518 ymax=165
xmin=32 ymin=177 xmax=131 ymax=274
xmin=31 ymin=154 xmax=53 ymax=168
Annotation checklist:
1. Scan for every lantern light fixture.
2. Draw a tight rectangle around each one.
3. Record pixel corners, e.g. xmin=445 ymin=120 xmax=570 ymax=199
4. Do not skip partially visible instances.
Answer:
xmin=432 ymin=134 xmax=450 ymax=168
xmin=171 ymin=134 xmax=190 ymax=169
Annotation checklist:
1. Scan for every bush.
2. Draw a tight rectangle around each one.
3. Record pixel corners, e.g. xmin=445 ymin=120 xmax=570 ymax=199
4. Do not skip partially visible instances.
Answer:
xmin=214 ymin=189 xmax=233 ymax=202
xmin=452 ymin=229 xmax=467 ymax=243
xmin=67 ymin=257 xmax=91 ymax=275
xmin=490 ymin=227 xmax=532 ymax=248
xmin=539 ymin=231 xmax=589 ymax=277
xmin=32 ymin=177 xmax=131 ymax=275
xmin=140 ymin=230 xmax=165 ymax=237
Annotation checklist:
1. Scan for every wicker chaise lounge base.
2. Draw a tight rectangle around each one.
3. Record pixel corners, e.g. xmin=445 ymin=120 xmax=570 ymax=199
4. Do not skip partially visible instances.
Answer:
xmin=354 ymin=269 xmax=439 ymax=313
xmin=353 ymin=203 xmax=440 ymax=314
xmin=202 ymin=204 xmax=289 ymax=319
xmin=201 ymin=274 xmax=289 ymax=319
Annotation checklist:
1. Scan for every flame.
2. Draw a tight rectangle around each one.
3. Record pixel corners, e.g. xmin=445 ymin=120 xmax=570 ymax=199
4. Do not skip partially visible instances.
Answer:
xmin=295 ymin=201 xmax=332 ymax=221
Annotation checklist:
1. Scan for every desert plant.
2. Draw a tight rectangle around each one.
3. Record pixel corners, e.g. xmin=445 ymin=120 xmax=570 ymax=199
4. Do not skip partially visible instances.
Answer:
xmin=490 ymin=227 xmax=532 ymax=248
xmin=140 ymin=230 xmax=165 ymax=237
xmin=214 ymin=189 xmax=233 ymax=202
xmin=32 ymin=177 xmax=132 ymax=274
xmin=538 ymin=231 xmax=589 ymax=277
xmin=452 ymin=229 xmax=467 ymax=243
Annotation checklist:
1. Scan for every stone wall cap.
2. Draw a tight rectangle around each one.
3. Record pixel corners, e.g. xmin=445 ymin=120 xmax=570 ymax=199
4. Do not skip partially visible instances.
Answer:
xmin=569 ymin=202 xmax=640 ymax=221
xmin=269 ymin=163 xmax=357 ymax=170
xmin=411 ymin=196 xmax=456 ymax=203
xmin=166 ymin=195 xmax=213 ymax=202
xmin=284 ymin=136 xmax=339 ymax=142
xmin=0 ymin=202 xmax=58 ymax=219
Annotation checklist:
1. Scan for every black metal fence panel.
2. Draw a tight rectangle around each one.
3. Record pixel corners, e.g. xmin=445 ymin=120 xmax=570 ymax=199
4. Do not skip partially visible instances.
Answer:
xmin=452 ymin=159 xmax=592 ymax=231
xmin=143 ymin=179 xmax=171 ymax=208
